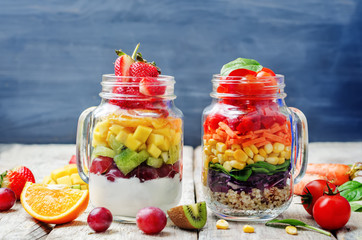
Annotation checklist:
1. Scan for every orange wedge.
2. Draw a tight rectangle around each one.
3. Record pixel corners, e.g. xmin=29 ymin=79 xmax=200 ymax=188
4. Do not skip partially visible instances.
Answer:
xmin=20 ymin=182 xmax=89 ymax=224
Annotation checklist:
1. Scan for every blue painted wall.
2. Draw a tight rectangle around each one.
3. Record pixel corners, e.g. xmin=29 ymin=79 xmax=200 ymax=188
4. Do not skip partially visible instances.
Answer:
xmin=1 ymin=0 xmax=361 ymax=146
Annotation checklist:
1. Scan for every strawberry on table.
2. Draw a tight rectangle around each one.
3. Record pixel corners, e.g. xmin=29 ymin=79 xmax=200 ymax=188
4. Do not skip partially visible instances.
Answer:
xmin=0 ymin=166 xmax=35 ymax=199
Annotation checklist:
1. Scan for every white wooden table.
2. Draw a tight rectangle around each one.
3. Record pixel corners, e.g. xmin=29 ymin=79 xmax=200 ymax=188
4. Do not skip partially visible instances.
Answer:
xmin=0 ymin=143 xmax=361 ymax=240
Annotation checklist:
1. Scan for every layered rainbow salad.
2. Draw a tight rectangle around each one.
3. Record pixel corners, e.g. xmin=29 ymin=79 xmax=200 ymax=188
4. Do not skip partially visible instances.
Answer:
xmin=203 ymin=58 xmax=292 ymax=213
xmin=88 ymin=44 xmax=182 ymax=217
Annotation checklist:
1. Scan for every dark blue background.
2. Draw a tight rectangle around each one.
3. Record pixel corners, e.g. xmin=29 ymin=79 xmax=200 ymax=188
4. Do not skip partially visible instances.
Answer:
xmin=1 ymin=0 xmax=361 ymax=146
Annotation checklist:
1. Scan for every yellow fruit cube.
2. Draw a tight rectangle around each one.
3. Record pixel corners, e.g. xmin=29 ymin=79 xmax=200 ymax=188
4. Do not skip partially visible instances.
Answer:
xmin=115 ymin=129 xmax=131 ymax=144
xmin=92 ymin=132 xmax=107 ymax=147
xmin=94 ymin=120 xmax=110 ymax=138
xmin=147 ymin=133 xmax=165 ymax=147
xmin=151 ymin=118 xmax=168 ymax=129
xmin=43 ymin=175 xmax=52 ymax=184
xmin=173 ymin=132 xmax=182 ymax=145
xmin=56 ymin=175 xmax=72 ymax=185
xmin=133 ymin=125 xmax=153 ymax=143
xmin=70 ymin=173 xmax=86 ymax=185
xmin=147 ymin=144 xmax=162 ymax=158
xmin=51 ymin=168 xmax=68 ymax=180
xmin=159 ymin=138 xmax=171 ymax=151
xmin=109 ymin=124 xmax=124 ymax=135
xmin=64 ymin=164 xmax=78 ymax=175
xmin=125 ymin=134 xmax=142 ymax=151
xmin=138 ymin=143 xmax=147 ymax=151
xmin=152 ymin=127 xmax=171 ymax=138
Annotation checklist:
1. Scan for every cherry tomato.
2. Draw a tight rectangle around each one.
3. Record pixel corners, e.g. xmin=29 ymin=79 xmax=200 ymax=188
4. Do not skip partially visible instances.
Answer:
xmin=229 ymin=68 xmax=257 ymax=77
xmin=257 ymin=67 xmax=276 ymax=77
xmin=300 ymin=180 xmax=338 ymax=216
xmin=313 ymin=194 xmax=351 ymax=230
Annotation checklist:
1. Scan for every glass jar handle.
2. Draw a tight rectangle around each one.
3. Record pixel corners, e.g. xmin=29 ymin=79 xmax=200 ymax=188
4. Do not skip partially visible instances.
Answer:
xmin=289 ymin=107 xmax=309 ymax=184
xmin=76 ymin=106 xmax=96 ymax=184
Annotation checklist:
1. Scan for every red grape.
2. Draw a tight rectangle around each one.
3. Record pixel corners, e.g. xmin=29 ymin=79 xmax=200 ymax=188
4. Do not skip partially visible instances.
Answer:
xmin=0 ymin=188 xmax=16 ymax=211
xmin=90 ymin=157 xmax=113 ymax=174
xmin=136 ymin=207 xmax=167 ymax=234
xmin=87 ymin=207 xmax=113 ymax=232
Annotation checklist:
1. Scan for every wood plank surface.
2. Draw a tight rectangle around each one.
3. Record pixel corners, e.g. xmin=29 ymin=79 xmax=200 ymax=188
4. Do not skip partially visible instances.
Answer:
xmin=193 ymin=143 xmax=362 ymax=240
xmin=0 ymin=144 xmax=196 ymax=240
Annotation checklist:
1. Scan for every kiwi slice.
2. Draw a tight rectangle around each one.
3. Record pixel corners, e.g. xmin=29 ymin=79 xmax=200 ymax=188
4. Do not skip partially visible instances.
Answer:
xmin=146 ymin=157 xmax=163 ymax=168
xmin=92 ymin=146 xmax=116 ymax=159
xmin=167 ymin=201 xmax=207 ymax=230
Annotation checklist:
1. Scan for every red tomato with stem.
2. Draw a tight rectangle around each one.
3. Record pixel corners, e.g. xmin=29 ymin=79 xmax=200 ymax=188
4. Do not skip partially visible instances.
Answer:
xmin=300 ymin=180 xmax=338 ymax=216
xmin=313 ymin=194 xmax=351 ymax=230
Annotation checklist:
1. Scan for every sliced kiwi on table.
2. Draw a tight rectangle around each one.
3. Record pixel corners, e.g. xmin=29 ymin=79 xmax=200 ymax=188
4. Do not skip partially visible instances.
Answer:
xmin=167 ymin=201 xmax=207 ymax=230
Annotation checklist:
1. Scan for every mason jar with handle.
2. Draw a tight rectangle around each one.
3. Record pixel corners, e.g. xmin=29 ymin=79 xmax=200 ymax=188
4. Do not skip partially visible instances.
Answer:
xmin=202 ymin=72 xmax=308 ymax=221
xmin=76 ymin=74 xmax=183 ymax=221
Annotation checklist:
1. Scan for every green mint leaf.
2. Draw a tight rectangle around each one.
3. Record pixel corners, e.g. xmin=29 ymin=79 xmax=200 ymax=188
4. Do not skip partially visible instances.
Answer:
xmin=266 ymin=219 xmax=331 ymax=236
xmin=350 ymin=202 xmax=362 ymax=212
xmin=220 ymin=58 xmax=263 ymax=76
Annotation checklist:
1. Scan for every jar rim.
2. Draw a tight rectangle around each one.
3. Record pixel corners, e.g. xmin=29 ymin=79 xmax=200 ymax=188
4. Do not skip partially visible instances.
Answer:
xmin=102 ymin=74 xmax=175 ymax=84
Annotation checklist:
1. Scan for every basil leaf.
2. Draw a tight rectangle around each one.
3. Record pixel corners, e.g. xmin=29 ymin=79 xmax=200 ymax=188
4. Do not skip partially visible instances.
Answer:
xmin=339 ymin=181 xmax=362 ymax=202
xmin=350 ymin=202 xmax=362 ymax=212
xmin=266 ymin=219 xmax=331 ymax=236
xmin=220 ymin=58 xmax=263 ymax=76
xmin=339 ymin=181 xmax=362 ymax=191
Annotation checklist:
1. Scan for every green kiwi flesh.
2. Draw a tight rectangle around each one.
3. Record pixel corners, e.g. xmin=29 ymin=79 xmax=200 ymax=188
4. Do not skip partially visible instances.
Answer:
xmin=168 ymin=201 xmax=207 ymax=230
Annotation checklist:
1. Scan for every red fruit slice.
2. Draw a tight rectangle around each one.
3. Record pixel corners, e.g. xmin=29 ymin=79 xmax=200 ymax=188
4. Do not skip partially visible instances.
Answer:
xmin=69 ymin=155 xmax=76 ymax=164
xmin=228 ymin=68 xmax=257 ymax=77
xmin=114 ymin=55 xmax=134 ymax=77
xmin=257 ymin=67 xmax=276 ymax=77
xmin=130 ymin=62 xmax=159 ymax=78
xmin=90 ymin=157 xmax=114 ymax=174
xmin=139 ymin=77 xmax=166 ymax=96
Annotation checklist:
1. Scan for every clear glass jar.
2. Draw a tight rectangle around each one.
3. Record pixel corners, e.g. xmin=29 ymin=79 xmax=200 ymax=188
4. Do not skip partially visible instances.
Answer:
xmin=202 ymin=74 xmax=308 ymax=221
xmin=76 ymin=74 xmax=183 ymax=220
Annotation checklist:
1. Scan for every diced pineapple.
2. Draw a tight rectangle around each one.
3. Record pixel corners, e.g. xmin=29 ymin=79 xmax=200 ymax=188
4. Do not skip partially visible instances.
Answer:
xmin=70 ymin=173 xmax=86 ymax=185
xmin=92 ymin=131 xmax=107 ymax=147
xmin=94 ymin=120 xmax=110 ymax=138
xmin=64 ymin=164 xmax=78 ymax=175
xmin=159 ymin=138 xmax=171 ymax=151
xmin=115 ymin=129 xmax=131 ymax=144
xmin=125 ymin=134 xmax=142 ymax=151
xmin=138 ymin=143 xmax=147 ymax=151
xmin=151 ymin=118 xmax=168 ymax=129
xmin=173 ymin=132 xmax=182 ymax=145
xmin=147 ymin=143 xmax=162 ymax=158
xmin=56 ymin=175 xmax=72 ymax=185
xmin=147 ymin=133 xmax=165 ymax=147
xmin=43 ymin=175 xmax=53 ymax=184
xmin=51 ymin=168 xmax=68 ymax=180
xmin=133 ymin=125 xmax=153 ymax=143
xmin=161 ymin=152 xmax=169 ymax=162
xmin=152 ymin=127 xmax=171 ymax=138
xmin=109 ymin=124 xmax=124 ymax=135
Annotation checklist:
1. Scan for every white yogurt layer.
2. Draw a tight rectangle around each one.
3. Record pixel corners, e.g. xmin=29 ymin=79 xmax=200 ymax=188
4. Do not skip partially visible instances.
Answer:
xmin=89 ymin=173 xmax=182 ymax=217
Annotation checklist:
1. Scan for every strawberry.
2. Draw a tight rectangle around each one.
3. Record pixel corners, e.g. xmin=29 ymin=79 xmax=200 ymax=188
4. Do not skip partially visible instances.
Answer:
xmin=130 ymin=62 xmax=159 ymax=78
xmin=0 ymin=166 xmax=35 ymax=199
xmin=114 ymin=50 xmax=134 ymax=77
xmin=139 ymin=77 xmax=166 ymax=96
xmin=69 ymin=155 xmax=76 ymax=164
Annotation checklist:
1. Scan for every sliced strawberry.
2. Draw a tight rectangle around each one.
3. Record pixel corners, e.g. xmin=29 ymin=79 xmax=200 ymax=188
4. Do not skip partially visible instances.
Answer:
xmin=130 ymin=62 xmax=159 ymax=78
xmin=114 ymin=52 xmax=134 ymax=77
xmin=139 ymin=77 xmax=166 ymax=96
xmin=1 ymin=166 xmax=35 ymax=199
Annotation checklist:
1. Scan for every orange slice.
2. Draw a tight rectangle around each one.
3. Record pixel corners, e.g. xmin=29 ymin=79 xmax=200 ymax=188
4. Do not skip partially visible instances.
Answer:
xmin=21 ymin=182 xmax=89 ymax=224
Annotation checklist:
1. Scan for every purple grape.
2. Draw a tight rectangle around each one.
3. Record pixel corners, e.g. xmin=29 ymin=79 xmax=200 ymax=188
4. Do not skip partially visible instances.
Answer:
xmin=90 ymin=156 xmax=113 ymax=174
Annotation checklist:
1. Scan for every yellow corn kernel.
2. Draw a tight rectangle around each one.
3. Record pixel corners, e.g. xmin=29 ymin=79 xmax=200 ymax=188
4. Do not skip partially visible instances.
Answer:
xmin=259 ymin=148 xmax=267 ymax=158
xmin=278 ymin=158 xmax=285 ymax=164
xmin=253 ymin=154 xmax=265 ymax=162
xmin=216 ymin=219 xmax=229 ymax=229
xmin=285 ymin=226 xmax=297 ymax=235
xmin=222 ymin=154 xmax=229 ymax=162
xmin=279 ymin=150 xmax=286 ymax=158
xmin=266 ymin=157 xmax=279 ymax=165
xmin=231 ymin=144 xmax=241 ymax=150
xmin=246 ymin=158 xmax=254 ymax=165
xmin=285 ymin=146 xmax=292 ymax=159
xmin=230 ymin=160 xmax=246 ymax=170
xmin=264 ymin=143 xmax=273 ymax=154
xmin=216 ymin=142 xmax=227 ymax=153
xmin=223 ymin=161 xmax=232 ymax=172
xmin=250 ymin=144 xmax=259 ymax=154
xmin=268 ymin=152 xmax=279 ymax=157
xmin=208 ymin=139 xmax=217 ymax=146
xmin=243 ymin=225 xmax=254 ymax=233
xmin=273 ymin=142 xmax=285 ymax=153
xmin=203 ymin=146 xmax=211 ymax=155
xmin=203 ymin=139 xmax=207 ymax=145
xmin=212 ymin=157 xmax=219 ymax=164
xmin=211 ymin=148 xmax=218 ymax=155
xmin=233 ymin=149 xmax=248 ymax=163
xmin=243 ymin=147 xmax=254 ymax=158
xmin=224 ymin=149 xmax=234 ymax=157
